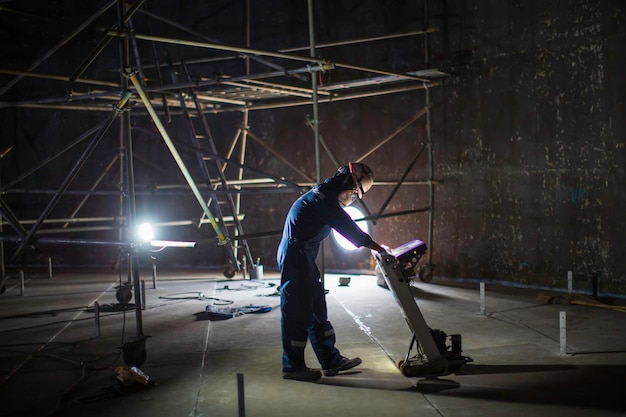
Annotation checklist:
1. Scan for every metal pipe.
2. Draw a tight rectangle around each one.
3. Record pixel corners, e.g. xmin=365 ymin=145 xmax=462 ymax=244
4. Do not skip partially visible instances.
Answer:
xmin=237 ymin=373 xmax=246 ymax=417
xmin=3 ymin=184 xmax=303 ymax=196
xmin=234 ymin=0 xmax=252 ymax=262
xmin=480 ymin=282 xmax=486 ymax=315
xmin=223 ymin=128 xmax=243 ymax=174
xmin=69 ymin=0 xmax=145 ymax=82
xmin=24 ymin=226 xmax=120 ymax=235
xmin=559 ymin=311 xmax=567 ymax=355
xmin=141 ymin=64 xmax=330 ymax=94
xmin=107 ymin=30 xmax=432 ymax=84
xmin=308 ymin=0 xmax=320 ymax=184
xmin=0 ymin=69 xmax=119 ymax=88
xmin=305 ymin=116 xmax=339 ymax=167
xmin=141 ymin=280 xmax=146 ymax=310
xmin=0 ymin=196 xmax=28 ymax=235
xmin=137 ymin=6 xmax=285 ymax=73
xmin=0 ymin=236 xmax=132 ymax=246
xmin=0 ymin=90 xmax=128 ymax=109
xmin=128 ymin=17 xmax=147 ymax=84
xmin=108 ymin=30 xmax=329 ymax=67
xmin=2 ymin=216 xmax=122 ymax=225
xmin=233 ymin=83 xmax=432 ymax=112
xmin=332 ymin=61 xmax=429 ymax=82
xmin=1 ymin=69 xmax=432 ymax=112
xmin=425 ymin=85 xmax=435 ymax=266
xmin=308 ymin=0 xmax=327 ymax=285
xmin=424 ymin=0 xmax=435 ymax=269
xmin=281 ymin=28 xmax=439 ymax=52
xmin=131 ymin=250 xmax=143 ymax=337
xmin=354 ymin=207 xmax=431 ymax=223
xmin=199 ymin=148 xmax=303 ymax=190
xmin=245 ymin=130 xmax=314 ymax=182
xmin=94 ymin=301 xmax=101 ymax=338
xmin=377 ymin=141 xmax=428 ymax=217
xmin=63 ymin=154 xmax=120 ymax=228
xmin=356 ymin=106 xmax=430 ymax=163
xmin=1 ymin=103 xmax=121 ymax=111
xmin=2 ymin=124 xmax=103 ymax=190
xmin=221 ymin=80 xmax=327 ymax=98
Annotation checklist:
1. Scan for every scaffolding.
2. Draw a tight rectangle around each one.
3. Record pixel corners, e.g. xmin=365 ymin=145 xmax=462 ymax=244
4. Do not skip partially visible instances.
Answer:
xmin=0 ymin=1 xmax=447 ymax=334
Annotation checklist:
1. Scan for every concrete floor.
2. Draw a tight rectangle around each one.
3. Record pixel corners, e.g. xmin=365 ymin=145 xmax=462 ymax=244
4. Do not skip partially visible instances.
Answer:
xmin=0 ymin=268 xmax=625 ymax=417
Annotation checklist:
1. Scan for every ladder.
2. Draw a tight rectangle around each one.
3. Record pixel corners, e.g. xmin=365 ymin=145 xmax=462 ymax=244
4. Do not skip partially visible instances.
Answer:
xmin=168 ymin=60 xmax=254 ymax=271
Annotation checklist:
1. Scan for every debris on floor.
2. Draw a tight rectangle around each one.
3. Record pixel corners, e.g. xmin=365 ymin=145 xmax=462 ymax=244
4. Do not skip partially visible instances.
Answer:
xmin=539 ymin=293 xmax=626 ymax=312
xmin=205 ymin=304 xmax=272 ymax=319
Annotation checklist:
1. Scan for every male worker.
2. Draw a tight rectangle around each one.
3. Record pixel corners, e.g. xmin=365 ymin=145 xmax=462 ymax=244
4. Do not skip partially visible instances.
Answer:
xmin=277 ymin=162 xmax=386 ymax=382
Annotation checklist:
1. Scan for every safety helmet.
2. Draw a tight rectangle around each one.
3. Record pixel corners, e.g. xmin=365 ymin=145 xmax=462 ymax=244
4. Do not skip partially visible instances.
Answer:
xmin=349 ymin=162 xmax=374 ymax=199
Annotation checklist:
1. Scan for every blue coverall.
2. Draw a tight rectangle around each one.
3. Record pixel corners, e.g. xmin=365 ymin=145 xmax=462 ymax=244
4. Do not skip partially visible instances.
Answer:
xmin=276 ymin=167 xmax=374 ymax=372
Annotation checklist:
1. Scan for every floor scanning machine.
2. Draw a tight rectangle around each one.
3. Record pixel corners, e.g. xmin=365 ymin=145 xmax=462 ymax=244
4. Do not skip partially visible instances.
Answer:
xmin=373 ymin=239 xmax=472 ymax=377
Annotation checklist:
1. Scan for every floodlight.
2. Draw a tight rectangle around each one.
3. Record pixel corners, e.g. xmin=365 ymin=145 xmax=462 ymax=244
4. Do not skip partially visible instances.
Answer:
xmin=138 ymin=223 xmax=154 ymax=243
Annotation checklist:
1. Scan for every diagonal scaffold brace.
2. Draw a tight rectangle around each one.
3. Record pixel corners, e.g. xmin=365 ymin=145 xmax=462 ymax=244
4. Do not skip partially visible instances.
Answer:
xmin=124 ymin=68 xmax=230 ymax=247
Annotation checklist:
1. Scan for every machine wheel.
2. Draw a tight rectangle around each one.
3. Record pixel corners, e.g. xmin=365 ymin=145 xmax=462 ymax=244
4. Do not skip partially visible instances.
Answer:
xmin=116 ymin=284 xmax=133 ymax=304
xmin=398 ymin=360 xmax=412 ymax=377
xmin=223 ymin=263 xmax=236 ymax=278
xmin=418 ymin=264 xmax=434 ymax=283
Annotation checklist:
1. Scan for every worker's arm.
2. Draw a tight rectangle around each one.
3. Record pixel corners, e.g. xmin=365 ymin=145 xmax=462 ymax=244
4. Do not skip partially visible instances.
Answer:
xmin=366 ymin=240 xmax=387 ymax=253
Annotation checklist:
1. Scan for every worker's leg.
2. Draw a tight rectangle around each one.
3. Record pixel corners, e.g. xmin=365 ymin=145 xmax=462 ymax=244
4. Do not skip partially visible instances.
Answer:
xmin=308 ymin=280 xmax=342 ymax=368
xmin=281 ymin=279 xmax=314 ymax=371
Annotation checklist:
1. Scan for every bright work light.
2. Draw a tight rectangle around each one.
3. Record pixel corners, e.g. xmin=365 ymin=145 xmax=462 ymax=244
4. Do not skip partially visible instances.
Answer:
xmin=332 ymin=206 xmax=368 ymax=251
xmin=138 ymin=223 xmax=154 ymax=243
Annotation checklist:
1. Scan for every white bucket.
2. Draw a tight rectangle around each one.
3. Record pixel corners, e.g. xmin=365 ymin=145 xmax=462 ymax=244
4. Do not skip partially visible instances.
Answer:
xmin=250 ymin=265 xmax=264 ymax=280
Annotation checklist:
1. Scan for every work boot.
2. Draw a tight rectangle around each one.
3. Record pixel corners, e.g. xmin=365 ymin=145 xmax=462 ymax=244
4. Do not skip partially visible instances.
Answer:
xmin=323 ymin=356 xmax=362 ymax=376
xmin=282 ymin=367 xmax=322 ymax=382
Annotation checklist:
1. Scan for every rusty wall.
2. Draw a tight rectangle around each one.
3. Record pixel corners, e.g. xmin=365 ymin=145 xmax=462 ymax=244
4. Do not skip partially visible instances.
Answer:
xmin=427 ymin=1 xmax=626 ymax=294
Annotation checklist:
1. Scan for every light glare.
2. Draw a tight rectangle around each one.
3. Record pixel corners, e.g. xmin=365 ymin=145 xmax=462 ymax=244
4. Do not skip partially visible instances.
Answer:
xmin=332 ymin=206 xmax=369 ymax=251
xmin=138 ymin=223 xmax=154 ymax=242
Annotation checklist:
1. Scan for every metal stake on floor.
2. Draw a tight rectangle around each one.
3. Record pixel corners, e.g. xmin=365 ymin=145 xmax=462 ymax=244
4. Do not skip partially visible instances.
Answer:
xmin=19 ymin=269 xmax=24 ymax=296
xmin=141 ymin=280 xmax=146 ymax=311
xmin=567 ymin=270 xmax=573 ymax=293
xmin=48 ymin=257 xmax=53 ymax=279
xmin=94 ymin=301 xmax=101 ymax=338
xmin=152 ymin=263 xmax=157 ymax=289
xmin=237 ymin=373 xmax=245 ymax=417
xmin=560 ymin=311 xmax=567 ymax=355
xmin=480 ymin=282 xmax=486 ymax=315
